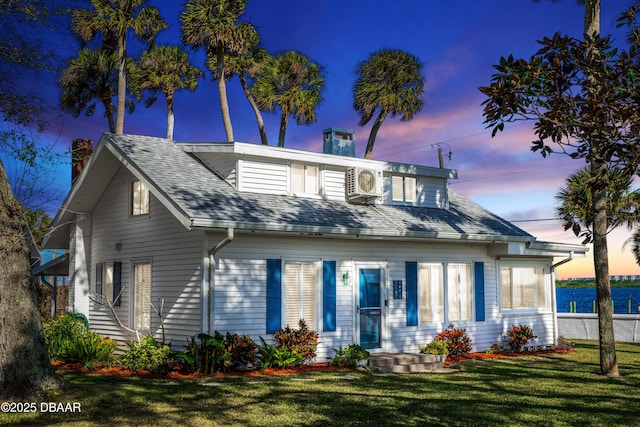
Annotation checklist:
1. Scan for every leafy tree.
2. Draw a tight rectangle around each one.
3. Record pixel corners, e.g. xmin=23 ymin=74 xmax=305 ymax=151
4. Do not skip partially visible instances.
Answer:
xmin=133 ymin=45 xmax=203 ymax=140
xmin=181 ymin=0 xmax=258 ymax=142
xmin=479 ymin=5 xmax=640 ymax=376
xmin=252 ymin=51 xmax=325 ymax=147
xmin=0 ymin=0 xmax=76 ymax=399
xmin=218 ymin=41 xmax=270 ymax=145
xmin=59 ymin=48 xmax=120 ymax=133
xmin=353 ymin=49 xmax=424 ymax=159
xmin=71 ymin=0 xmax=167 ymax=134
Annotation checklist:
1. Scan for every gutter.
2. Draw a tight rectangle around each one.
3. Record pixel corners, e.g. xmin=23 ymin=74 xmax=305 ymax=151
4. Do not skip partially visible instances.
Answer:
xmin=551 ymin=251 xmax=575 ymax=345
xmin=203 ymin=227 xmax=235 ymax=334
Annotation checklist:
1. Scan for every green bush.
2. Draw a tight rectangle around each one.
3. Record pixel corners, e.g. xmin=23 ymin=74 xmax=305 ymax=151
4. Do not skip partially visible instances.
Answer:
xmin=506 ymin=324 xmax=537 ymax=352
xmin=257 ymin=337 xmax=304 ymax=369
xmin=435 ymin=323 xmax=473 ymax=355
xmin=43 ymin=313 xmax=118 ymax=367
xmin=332 ymin=344 xmax=370 ymax=368
xmin=419 ymin=340 xmax=449 ymax=355
xmin=274 ymin=319 xmax=319 ymax=361
xmin=117 ymin=336 xmax=176 ymax=374
xmin=180 ymin=332 xmax=230 ymax=374
xmin=43 ymin=313 xmax=87 ymax=361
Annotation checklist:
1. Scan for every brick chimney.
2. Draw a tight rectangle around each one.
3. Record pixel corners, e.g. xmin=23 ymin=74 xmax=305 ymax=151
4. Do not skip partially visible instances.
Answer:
xmin=71 ymin=138 xmax=93 ymax=184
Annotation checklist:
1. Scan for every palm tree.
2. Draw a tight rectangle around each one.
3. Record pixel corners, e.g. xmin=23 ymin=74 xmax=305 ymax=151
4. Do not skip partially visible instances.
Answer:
xmin=59 ymin=48 xmax=120 ymax=133
xmin=219 ymin=42 xmax=270 ymax=145
xmin=251 ymin=51 xmax=325 ymax=147
xmin=556 ymin=167 xmax=640 ymax=243
xmin=133 ymin=46 xmax=203 ymax=140
xmin=353 ymin=49 xmax=424 ymax=160
xmin=180 ymin=0 xmax=258 ymax=142
xmin=71 ymin=0 xmax=167 ymax=134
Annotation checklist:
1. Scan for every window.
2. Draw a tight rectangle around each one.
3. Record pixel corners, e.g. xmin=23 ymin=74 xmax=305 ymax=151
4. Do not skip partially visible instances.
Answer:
xmin=500 ymin=265 xmax=548 ymax=310
xmin=392 ymin=176 xmax=416 ymax=203
xmin=131 ymin=180 xmax=149 ymax=216
xmin=95 ymin=262 xmax=120 ymax=305
xmin=284 ymin=262 xmax=317 ymax=327
xmin=418 ymin=263 xmax=444 ymax=323
xmin=447 ymin=263 xmax=472 ymax=322
xmin=418 ymin=262 xmax=471 ymax=323
xmin=291 ymin=164 xmax=319 ymax=194
xmin=132 ymin=263 xmax=152 ymax=330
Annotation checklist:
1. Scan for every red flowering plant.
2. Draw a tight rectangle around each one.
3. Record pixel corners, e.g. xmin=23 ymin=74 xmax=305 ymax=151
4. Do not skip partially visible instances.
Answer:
xmin=274 ymin=319 xmax=319 ymax=361
xmin=506 ymin=324 xmax=537 ymax=353
xmin=435 ymin=323 xmax=472 ymax=355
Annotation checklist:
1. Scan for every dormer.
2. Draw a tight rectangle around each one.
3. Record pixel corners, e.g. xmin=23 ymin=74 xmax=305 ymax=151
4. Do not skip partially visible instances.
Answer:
xmin=178 ymin=133 xmax=457 ymax=209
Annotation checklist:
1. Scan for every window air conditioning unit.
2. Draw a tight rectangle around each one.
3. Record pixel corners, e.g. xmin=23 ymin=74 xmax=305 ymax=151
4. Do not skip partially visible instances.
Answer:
xmin=346 ymin=167 xmax=382 ymax=201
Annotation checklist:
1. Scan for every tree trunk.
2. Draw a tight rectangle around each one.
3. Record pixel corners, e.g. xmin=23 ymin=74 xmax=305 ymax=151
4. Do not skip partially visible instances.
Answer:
xmin=116 ymin=36 xmax=127 ymax=134
xmin=239 ymin=74 xmax=268 ymax=145
xmin=591 ymin=158 xmax=619 ymax=376
xmin=102 ymin=97 xmax=115 ymax=134
xmin=278 ymin=111 xmax=288 ymax=147
xmin=0 ymin=160 xmax=62 ymax=398
xmin=216 ymin=45 xmax=234 ymax=142
xmin=584 ymin=0 xmax=601 ymax=38
xmin=583 ymin=0 xmax=617 ymax=377
xmin=364 ymin=109 xmax=387 ymax=159
xmin=166 ymin=92 xmax=175 ymax=140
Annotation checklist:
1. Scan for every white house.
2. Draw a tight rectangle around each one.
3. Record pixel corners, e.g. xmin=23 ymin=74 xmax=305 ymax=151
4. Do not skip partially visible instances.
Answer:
xmin=43 ymin=130 xmax=587 ymax=359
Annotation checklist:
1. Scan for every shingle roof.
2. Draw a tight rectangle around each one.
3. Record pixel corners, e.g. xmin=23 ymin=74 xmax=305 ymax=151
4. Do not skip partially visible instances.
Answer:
xmin=106 ymin=133 xmax=532 ymax=242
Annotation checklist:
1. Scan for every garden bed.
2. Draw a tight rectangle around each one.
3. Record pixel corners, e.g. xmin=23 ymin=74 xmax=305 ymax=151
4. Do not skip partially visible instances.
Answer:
xmin=51 ymin=360 xmax=350 ymax=379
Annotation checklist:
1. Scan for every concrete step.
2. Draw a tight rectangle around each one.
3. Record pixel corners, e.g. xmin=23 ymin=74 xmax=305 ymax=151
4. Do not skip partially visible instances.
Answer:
xmin=368 ymin=352 xmax=446 ymax=373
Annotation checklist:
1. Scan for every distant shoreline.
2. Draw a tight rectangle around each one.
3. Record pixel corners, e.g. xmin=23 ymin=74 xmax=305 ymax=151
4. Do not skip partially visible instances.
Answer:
xmin=556 ymin=279 xmax=640 ymax=288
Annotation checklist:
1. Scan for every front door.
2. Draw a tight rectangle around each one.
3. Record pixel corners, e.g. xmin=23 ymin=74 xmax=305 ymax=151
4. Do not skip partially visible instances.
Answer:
xmin=358 ymin=267 xmax=384 ymax=350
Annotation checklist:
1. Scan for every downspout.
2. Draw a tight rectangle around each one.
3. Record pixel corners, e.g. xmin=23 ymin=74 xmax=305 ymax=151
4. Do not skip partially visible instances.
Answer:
xmin=551 ymin=251 xmax=574 ymax=344
xmin=204 ymin=227 xmax=234 ymax=335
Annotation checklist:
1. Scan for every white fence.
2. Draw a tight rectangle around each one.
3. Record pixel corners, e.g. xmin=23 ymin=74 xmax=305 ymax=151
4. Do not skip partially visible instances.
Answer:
xmin=557 ymin=313 xmax=640 ymax=343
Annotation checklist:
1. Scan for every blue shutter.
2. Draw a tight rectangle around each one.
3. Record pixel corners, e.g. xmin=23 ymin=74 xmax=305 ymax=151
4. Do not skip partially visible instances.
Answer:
xmin=113 ymin=261 xmax=122 ymax=306
xmin=323 ymin=261 xmax=336 ymax=332
xmin=95 ymin=263 xmax=103 ymax=297
xmin=266 ymin=259 xmax=282 ymax=334
xmin=475 ymin=262 xmax=485 ymax=321
xmin=406 ymin=261 xmax=418 ymax=326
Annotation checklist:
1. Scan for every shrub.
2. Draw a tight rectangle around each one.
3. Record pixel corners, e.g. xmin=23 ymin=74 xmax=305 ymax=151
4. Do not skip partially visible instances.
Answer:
xmin=63 ymin=331 xmax=118 ymax=367
xmin=224 ymin=332 xmax=258 ymax=370
xmin=274 ymin=319 xmax=319 ymax=361
xmin=555 ymin=336 xmax=573 ymax=351
xmin=43 ymin=313 xmax=117 ymax=367
xmin=117 ymin=336 xmax=176 ymax=374
xmin=506 ymin=324 xmax=537 ymax=352
xmin=180 ymin=332 xmax=230 ymax=374
xmin=257 ymin=337 xmax=304 ymax=369
xmin=43 ymin=313 xmax=87 ymax=361
xmin=419 ymin=340 xmax=449 ymax=356
xmin=332 ymin=344 xmax=370 ymax=367
xmin=435 ymin=324 xmax=472 ymax=355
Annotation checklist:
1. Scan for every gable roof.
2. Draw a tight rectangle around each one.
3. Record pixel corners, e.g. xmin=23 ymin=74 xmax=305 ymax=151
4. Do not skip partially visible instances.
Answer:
xmin=44 ymin=133 xmax=586 ymax=257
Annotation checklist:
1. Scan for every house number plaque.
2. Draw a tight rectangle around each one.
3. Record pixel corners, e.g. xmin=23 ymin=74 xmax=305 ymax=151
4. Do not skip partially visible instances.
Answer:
xmin=392 ymin=280 xmax=403 ymax=299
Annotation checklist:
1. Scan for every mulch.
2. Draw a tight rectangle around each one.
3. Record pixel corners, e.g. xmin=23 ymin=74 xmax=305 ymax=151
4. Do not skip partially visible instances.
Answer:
xmin=52 ymin=348 xmax=575 ymax=378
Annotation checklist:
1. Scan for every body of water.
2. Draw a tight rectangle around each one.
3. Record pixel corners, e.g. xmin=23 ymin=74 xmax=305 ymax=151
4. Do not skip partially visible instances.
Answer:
xmin=556 ymin=287 xmax=640 ymax=314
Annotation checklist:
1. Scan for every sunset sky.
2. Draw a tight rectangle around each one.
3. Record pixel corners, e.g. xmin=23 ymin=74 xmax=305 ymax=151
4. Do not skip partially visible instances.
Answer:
xmin=20 ymin=0 xmax=640 ymax=280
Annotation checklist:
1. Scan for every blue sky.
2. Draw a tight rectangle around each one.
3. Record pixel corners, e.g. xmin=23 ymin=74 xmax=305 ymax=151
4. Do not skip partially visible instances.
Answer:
xmin=28 ymin=0 xmax=640 ymax=278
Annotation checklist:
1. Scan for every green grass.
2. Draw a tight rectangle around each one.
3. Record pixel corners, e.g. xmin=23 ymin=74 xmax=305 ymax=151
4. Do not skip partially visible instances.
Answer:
xmin=556 ymin=279 xmax=640 ymax=288
xmin=2 ymin=341 xmax=640 ymax=426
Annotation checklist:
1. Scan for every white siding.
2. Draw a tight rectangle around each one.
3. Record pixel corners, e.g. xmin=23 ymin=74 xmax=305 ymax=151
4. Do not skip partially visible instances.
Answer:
xmin=210 ymin=234 xmax=558 ymax=360
xmin=238 ymin=159 xmax=288 ymax=194
xmin=381 ymin=174 xmax=449 ymax=208
xmin=324 ymin=168 xmax=347 ymax=200
xmin=88 ymin=167 xmax=203 ymax=348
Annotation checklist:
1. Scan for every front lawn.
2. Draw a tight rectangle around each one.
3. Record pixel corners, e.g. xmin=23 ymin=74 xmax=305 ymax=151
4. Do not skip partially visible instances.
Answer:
xmin=2 ymin=340 xmax=640 ymax=426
